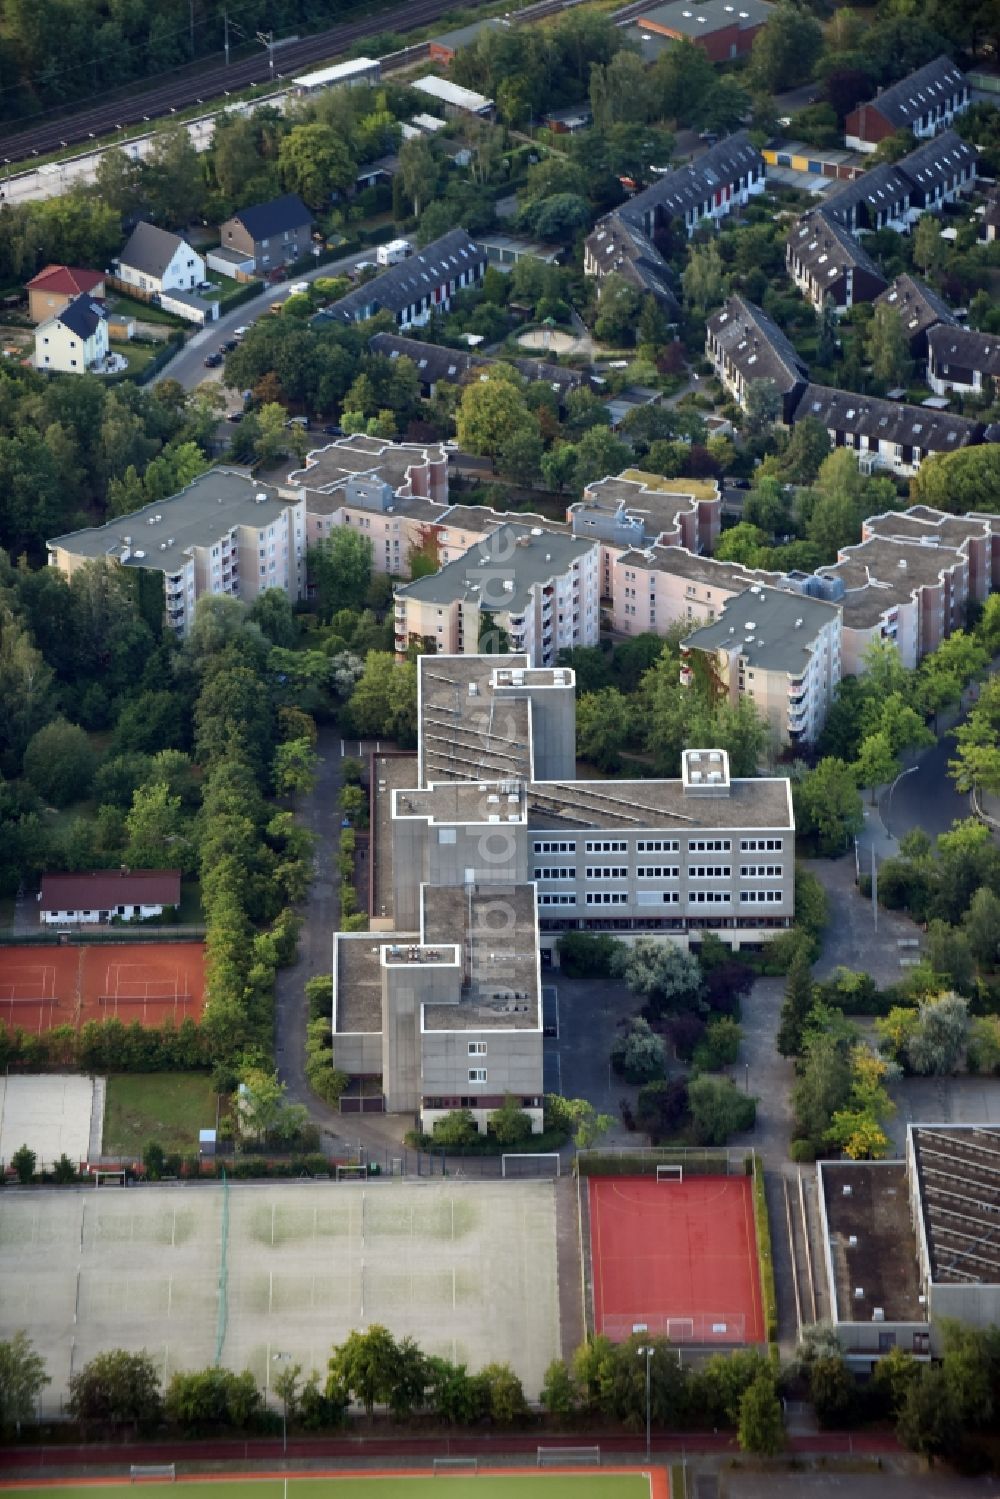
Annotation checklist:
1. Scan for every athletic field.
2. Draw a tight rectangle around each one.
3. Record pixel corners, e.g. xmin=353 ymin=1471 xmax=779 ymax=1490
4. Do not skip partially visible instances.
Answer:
xmin=0 ymin=942 xmax=206 ymax=1033
xmin=0 ymin=1475 xmax=665 ymax=1499
xmin=0 ymin=1180 xmax=560 ymax=1401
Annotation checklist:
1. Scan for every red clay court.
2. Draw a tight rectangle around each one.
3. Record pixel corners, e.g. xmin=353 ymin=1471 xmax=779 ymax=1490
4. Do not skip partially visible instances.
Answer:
xmin=0 ymin=943 xmax=206 ymax=1033
xmin=588 ymin=1174 xmax=765 ymax=1346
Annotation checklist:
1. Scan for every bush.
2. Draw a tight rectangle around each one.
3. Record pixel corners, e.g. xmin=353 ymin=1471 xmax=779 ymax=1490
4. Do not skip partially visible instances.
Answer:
xmin=692 ymin=1017 xmax=741 ymax=1072
xmin=636 ymin=1077 xmax=690 ymax=1141
xmin=431 ymin=1109 xmax=480 ymax=1147
xmin=688 ymin=1076 xmax=756 ymax=1145
xmin=558 ymin=931 xmax=621 ymax=978
xmin=490 ymin=1094 xmax=533 ymax=1145
xmin=789 ymin=1138 xmax=817 ymax=1164
xmin=23 ymin=718 xmax=96 ymax=806
xmin=751 ymin=1156 xmax=778 ymax=1343
xmin=10 ymin=1144 xmax=36 ymax=1184
xmin=610 ymin=1017 xmax=668 ymax=1083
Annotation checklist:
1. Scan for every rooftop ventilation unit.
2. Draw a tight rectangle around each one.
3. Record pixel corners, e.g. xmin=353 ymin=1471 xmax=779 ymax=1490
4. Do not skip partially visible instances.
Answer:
xmin=848 ymin=1235 xmax=858 ymax=1248
xmin=872 ymin=1308 xmax=885 ymax=1322
xmin=854 ymin=1287 xmax=864 ymax=1301
xmin=842 ymin=1184 xmax=852 ymax=1197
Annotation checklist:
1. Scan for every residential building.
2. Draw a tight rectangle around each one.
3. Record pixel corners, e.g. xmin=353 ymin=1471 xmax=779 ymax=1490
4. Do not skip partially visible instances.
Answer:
xmin=875 ymin=273 xmax=957 ymax=359
xmin=791 ymin=382 xmax=988 ymax=476
xmin=26 ymin=264 xmax=105 ymax=323
xmin=705 ymin=295 xmax=809 ymax=421
xmin=820 ymin=162 xmax=912 ymax=234
xmin=112 ymin=221 xmax=205 ymax=296
xmin=573 ymin=473 xmax=721 ymax=604
xmin=393 ymin=523 xmax=600 ymax=664
xmin=845 ymin=55 xmax=970 ymax=153
xmin=817 ymin=1126 xmax=1000 ymax=1368
xmin=583 ymin=214 xmax=680 ymax=312
xmin=633 ymin=0 xmax=773 ymax=61
xmin=927 ymin=324 xmax=1000 ymax=397
xmin=367 ymin=330 xmax=589 ymax=405
xmin=412 ymin=75 xmax=494 ymax=117
xmin=786 ymin=210 xmax=887 ymax=312
xmin=864 ymin=504 xmax=1000 ymax=601
xmin=315 ymin=229 xmax=486 ymax=330
xmin=612 ymin=132 xmax=765 ymax=241
xmin=680 ymin=584 xmax=842 ymax=745
xmin=980 ymin=195 xmax=1000 ymax=243
xmin=47 ymin=469 xmax=306 ymax=636
xmin=286 ymin=433 xmax=450 ymax=560
xmin=897 ymin=129 xmax=977 ymax=214
xmin=216 ymin=193 xmax=312 ymax=275
xmin=612 ymin=544 xmax=779 ymax=636
xmin=39 ymin=870 xmax=181 ymax=926
xmin=34 ymin=294 xmax=109 ymax=374
xmin=339 ymin=653 xmax=796 ymax=1127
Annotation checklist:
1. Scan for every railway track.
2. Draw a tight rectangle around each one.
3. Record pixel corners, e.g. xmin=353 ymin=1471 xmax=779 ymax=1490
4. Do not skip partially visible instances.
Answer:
xmin=0 ymin=0 xmax=571 ymax=164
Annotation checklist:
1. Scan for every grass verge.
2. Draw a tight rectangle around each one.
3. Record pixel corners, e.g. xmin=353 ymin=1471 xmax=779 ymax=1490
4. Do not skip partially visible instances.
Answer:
xmin=103 ymin=1072 xmax=216 ymax=1156
xmin=751 ymin=1152 xmax=779 ymax=1346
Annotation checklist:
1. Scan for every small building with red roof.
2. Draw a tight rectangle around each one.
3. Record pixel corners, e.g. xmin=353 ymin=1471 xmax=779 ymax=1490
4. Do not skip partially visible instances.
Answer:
xmin=27 ymin=264 xmax=106 ymax=325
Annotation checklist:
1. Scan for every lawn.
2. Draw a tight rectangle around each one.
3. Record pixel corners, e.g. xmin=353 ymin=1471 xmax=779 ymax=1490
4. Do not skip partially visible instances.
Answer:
xmin=111 ymin=339 xmax=159 ymax=375
xmin=5 ymin=1477 xmax=659 ymax=1499
xmin=107 ymin=292 xmax=185 ymax=327
xmin=103 ymin=1072 xmax=216 ymax=1156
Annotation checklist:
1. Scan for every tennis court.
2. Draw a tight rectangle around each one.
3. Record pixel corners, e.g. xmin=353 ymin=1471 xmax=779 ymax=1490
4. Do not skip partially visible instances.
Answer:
xmin=588 ymin=1175 xmax=764 ymax=1346
xmin=0 ymin=944 xmax=205 ymax=1033
xmin=0 ymin=1179 xmax=561 ymax=1403
xmin=0 ymin=1473 xmax=665 ymax=1499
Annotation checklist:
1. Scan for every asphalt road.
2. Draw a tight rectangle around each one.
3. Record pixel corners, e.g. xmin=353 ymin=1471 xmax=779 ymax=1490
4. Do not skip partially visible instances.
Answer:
xmin=876 ymin=721 xmax=972 ymax=844
xmin=154 ymin=249 xmax=370 ymax=393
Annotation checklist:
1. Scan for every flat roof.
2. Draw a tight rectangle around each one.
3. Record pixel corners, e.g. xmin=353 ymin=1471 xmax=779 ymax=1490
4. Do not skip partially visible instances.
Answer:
xmin=396 ymin=521 xmax=593 ymax=613
xmin=637 ymin=0 xmax=773 ymax=35
xmin=286 ymin=435 xmax=448 ymax=520
xmin=821 ymin=1162 xmax=926 ymax=1324
xmin=682 ymin=584 xmax=840 ymax=674
xmin=616 ymin=544 xmax=780 ymax=591
xmin=821 ymin=536 xmax=966 ymax=627
xmin=292 ymin=57 xmax=378 ymax=87
xmin=911 ymin=1125 xmax=1000 ymax=1286
xmin=431 ymin=16 xmax=507 ymax=50
xmin=372 ymin=752 xmax=418 ymax=924
xmin=395 ymin=780 xmax=526 ymax=827
xmin=335 ymin=932 xmax=412 ymax=1033
xmin=422 ymin=884 xmax=539 ymax=1031
xmin=418 ymin=655 xmax=534 ymax=787
xmin=412 ymin=76 xmax=493 ymax=111
xmin=528 ymin=774 xmax=791 ymax=831
xmin=48 ymin=469 xmax=301 ymax=576
xmin=865 ymin=506 xmax=995 ymax=550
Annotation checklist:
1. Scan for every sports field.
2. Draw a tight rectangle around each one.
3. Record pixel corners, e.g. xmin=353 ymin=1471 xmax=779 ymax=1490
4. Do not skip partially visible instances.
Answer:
xmin=589 ymin=1175 xmax=764 ymax=1346
xmin=0 ymin=943 xmax=206 ymax=1033
xmin=0 ymin=1475 xmax=665 ymax=1499
xmin=0 ymin=1180 xmax=560 ymax=1401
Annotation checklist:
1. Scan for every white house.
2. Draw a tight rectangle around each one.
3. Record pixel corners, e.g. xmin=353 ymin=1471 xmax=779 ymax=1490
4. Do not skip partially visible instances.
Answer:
xmin=34 ymin=294 xmax=109 ymax=374
xmin=39 ymin=870 xmax=181 ymax=925
xmin=113 ymin=221 xmax=205 ymax=297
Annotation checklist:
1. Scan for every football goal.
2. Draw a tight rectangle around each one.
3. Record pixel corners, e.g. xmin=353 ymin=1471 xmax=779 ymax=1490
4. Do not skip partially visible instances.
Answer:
xmin=335 ymin=1163 xmax=368 ymax=1181
xmin=433 ymin=1458 xmax=478 ymax=1475
xmin=656 ymin=1163 xmax=684 ymax=1183
xmin=537 ymin=1446 xmax=600 ymax=1467
xmin=501 ymin=1152 xmax=560 ymax=1179
xmin=94 ymin=1169 xmax=127 ymax=1188
xmin=129 ymin=1466 xmax=175 ymax=1483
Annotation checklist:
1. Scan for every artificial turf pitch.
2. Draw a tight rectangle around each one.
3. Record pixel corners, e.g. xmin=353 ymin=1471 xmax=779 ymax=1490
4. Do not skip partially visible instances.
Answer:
xmin=1 ymin=1477 xmax=661 ymax=1499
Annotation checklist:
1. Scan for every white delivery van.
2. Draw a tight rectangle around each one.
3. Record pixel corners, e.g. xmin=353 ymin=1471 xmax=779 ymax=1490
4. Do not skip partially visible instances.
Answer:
xmin=376 ymin=238 xmax=413 ymax=266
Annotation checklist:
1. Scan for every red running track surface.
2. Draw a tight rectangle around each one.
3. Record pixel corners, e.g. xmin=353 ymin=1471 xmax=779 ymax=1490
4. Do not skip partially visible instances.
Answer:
xmin=588 ymin=1175 xmax=765 ymax=1345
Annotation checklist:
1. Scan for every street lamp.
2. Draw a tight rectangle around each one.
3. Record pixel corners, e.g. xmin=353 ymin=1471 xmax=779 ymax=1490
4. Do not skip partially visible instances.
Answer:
xmin=637 ymin=1345 xmax=653 ymax=1463
xmin=272 ymin=1351 xmax=290 ymax=1455
xmin=885 ymin=763 xmax=919 ymax=841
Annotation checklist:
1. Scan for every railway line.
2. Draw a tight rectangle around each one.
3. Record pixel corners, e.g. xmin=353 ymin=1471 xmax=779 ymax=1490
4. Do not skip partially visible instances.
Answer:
xmin=0 ymin=0 xmax=579 ymax=165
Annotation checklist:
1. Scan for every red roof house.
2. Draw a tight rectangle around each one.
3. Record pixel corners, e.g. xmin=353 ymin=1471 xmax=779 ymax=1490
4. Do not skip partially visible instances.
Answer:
xmin=39 ymin=869 xmax=181 ymax=924
xmin=27 ymin=264 xmax=107 ymax=324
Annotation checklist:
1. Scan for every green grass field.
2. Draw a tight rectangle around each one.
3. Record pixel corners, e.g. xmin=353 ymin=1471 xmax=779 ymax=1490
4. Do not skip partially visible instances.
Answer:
xmin=103 ymin=1072 xmax=216 ymax=1155
xmin=4 ymin=1478 xmax=655 ymax=1499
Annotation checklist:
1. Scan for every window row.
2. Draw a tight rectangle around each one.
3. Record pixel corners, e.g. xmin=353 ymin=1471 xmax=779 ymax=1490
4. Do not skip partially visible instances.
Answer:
xmin=533 ymin=841 xmax=575 ymax=854
xmin=689 ymin=866 xmax=731 ymax=879
xmin=637 ymin=840 xmax=679 ymax=853
xmin=534 ymin=867 xmax=575 ymax=880
xmin=539 ymin=893 xmax=576 ymax=906
xmin=586 ymin=867 xmax=627 ymax=880
xmin=586 ymin=892 xmax=628 ymax=905
xmin=688 ymin=891 xmax=731 ymax=905
xmin=637 ymin=867 xmax=679 ymax=879
xmin=740 ymin=838 xmax=783 ymax=851
xmin=586 ymin=840 xmax=627 ymax=853
xmin=740 ymin=865 xmax=783 ymax=878
xmin=688 ymin=839 xmax=731 ymax=852
xmin=740 ymin=890 xmax=783 ymax=904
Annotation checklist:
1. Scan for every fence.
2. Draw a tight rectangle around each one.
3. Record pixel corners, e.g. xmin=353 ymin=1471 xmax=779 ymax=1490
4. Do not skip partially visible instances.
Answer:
xmin=576 ymin=1146 xmax=752 ymax=1178
xmin=214 ymin=1168 xmax=230 ymax=1366
xmin=599 ymin=1311 xmax=748 ymax=1345
xmin=0 ymin=925 xmax=206 ymax=946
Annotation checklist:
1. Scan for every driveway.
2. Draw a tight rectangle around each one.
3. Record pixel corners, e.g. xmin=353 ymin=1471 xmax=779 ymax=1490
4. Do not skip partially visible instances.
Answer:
xmin=153 ymin=249 xmax=372 ymax=393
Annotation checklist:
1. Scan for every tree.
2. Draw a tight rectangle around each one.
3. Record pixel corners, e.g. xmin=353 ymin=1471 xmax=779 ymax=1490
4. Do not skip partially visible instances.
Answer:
xmin=951 ymin=676 xmax=1000 ymax=794
xmin=905 ymin=992 xmax=969 ymax=1075
xmin=911 ymin=444 xmax=1000 ymax=515
xmin=237 ymin=1068 xmax=308 ymax=1144
xmin=345 ymin=652 xmax=418 ymax=746
xmin=455 ymin=371 xmax=533 ymax=460
xmin=682 ymin=241 xmax=726 ymax=312
xmin=498 ymin=429 xmax=543 ymax=487
xmin=776 ymin=943 xmax=815 ymax=1058
xmin=431 ymin=1109 xmax=479 ymax=1146
xmin=593 ymin=275 xmax=644 ymax=345
xmin=779 ymin=415 xmax=830 ymax=484
xmin=611 ymin=938 xmax=704 ymax=1018
xmin=279 ymin=123 xmax=355 ymax=208
xmin=125 ymin=780 xmax=187 ymax=871
xmin=688 ymin=1076 xmax=756 ymax=1145
xmin=398 ymin=135 xmax=437 ymax=218
xmin=476 ymin=1363 xmax=527 ymax=1425
xmin=611 ymin=1017 xmax=668 ymax=1084
xmin=164 ymin=1368 xmax=262 ymax=1433
xmin=0 ymin=1332 xmax=49 ymax=1432
xmin=866 ymin=301 xmax=911 ymax=388
xmin=744 ymin=379 xmax=781 ymax=438
xmin=738 ymin=1371 xmax=784 ymax=1456
xmin=22 ymin=718 xmax=95 ymax=806
xmin=636 ymin=1078 xmax=690 ymax=1141
xmin=309 ymin=528 xmax=374 ymax=618
xmin=327 ymin=1325 xmax=398 ymax=1417
xmin=68 ymin=1350 xmax=162 ymax=1430
xmin=274 ymin=738 xmax=319 ymax=799
xmin=490 ymin=1094 xmax=533 ymax=1145
xmin=576 ymin=687 xmax=632 ymax=771
xmin=913 ymin=214 xmax=946 ymax=276
xmin=963 ymin=887 xmax=1000 ymax=971
xmin=10 ymin=1144 xmax=35 ymax=1184
xmin=854 ymin=731 xmax=899 ymax=804
xmin=896 ymin=1365 xmax=959 ymax=1457
xmin=540 ymin=1359 xmax=579 ymax=1417
xmin=795 ymin=757 xmax=864 ymax=856
xmin=809 ymin=1353 xmax=857 ymax=1428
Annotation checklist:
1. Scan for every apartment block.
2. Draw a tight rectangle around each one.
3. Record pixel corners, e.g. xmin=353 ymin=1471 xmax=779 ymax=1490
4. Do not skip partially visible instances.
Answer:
xmin=47 ymin=470 xmax=306 ymax=635
xmin=791 ymin=383 xmax=986 ymax=477
xmin=613 ymin=544 xmax=779 ymax=636
xmin=339 ymin=654 xmax=795 ymax=1129
xmin=393 ymin=523 xmax=600 ymax=665
xmin=705 ymin=295 xmax=809 ymax=422
xmin=614 ymin=131 xmax=765 ymax=241
xmin=315 ymin=228 xmax=486 ymax=330
xmin=681 ymin=584 xmax=842 ymax=745
xmin=927 ymin=324 xmax=1000 ymax=398
xmin=875 ymin=274 xmax=957 ymax=359
xmin=786 ymin=210 xmax=887 ymax=312
xmin=572 ymin=473 xmax=721 ymax=602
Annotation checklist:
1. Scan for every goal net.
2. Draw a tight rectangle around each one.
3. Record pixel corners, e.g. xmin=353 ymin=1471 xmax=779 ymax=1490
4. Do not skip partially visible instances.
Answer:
xmin=656 ymin=1164 xmax=684 ymax=1182
xmin=94 ymin=1169 xmax=127 ymax=1188
xmin=501 ymin=1153 xmax=560 ymax=1179
xmin=537 ymin=1446 xmax=600 ymax=1467
xmin=129 ymin=1466 xmax=175 ymax=1483
xmin=336 ymin=1163 xmax=368 ymax=1181
xmin=433 ymin=1458 xmax=478 ymax=1475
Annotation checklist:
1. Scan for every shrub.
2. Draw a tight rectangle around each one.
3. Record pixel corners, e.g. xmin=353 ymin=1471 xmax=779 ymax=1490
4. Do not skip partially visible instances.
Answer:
xmin=431 ymin=1109 xmax=480 ymax=1147
xmin=557 ymin=931 xmax=621 ymax=978
xmin=636 ymin=1077 xmax=690 ymax=1141
xmin=10 ymin=1144 xmax=36 ymax=1184
xmin=789 ymin=1138 xmax=817 ymax=1164
xmin=490 ymin=1094 xmax=533 ymax=1145
xmin=692 ymin=1017 xmax=741 ymax=1072
xmin=610 ymin=1017 xmax=668 ymax=1083
xmin=688 ymin=1076 xmax=756 ymax=1146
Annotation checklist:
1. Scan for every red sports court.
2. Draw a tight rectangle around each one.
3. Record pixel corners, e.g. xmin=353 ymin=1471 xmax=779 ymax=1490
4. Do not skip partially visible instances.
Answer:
xmin=588 ymin=1173 xmax=765 ymax=1346
xmin=0 ymin=942 xmax=206 ymax=1033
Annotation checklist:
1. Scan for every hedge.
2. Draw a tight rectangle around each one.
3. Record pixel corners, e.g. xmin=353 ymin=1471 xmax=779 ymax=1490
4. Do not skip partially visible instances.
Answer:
xmin=218 ymin=278 xmax=265 ymax=313
xmin=576 ymin=1148 xmax=750 ymax=1177
xmin=752 ymin=1153 xmax=779 ymax=1346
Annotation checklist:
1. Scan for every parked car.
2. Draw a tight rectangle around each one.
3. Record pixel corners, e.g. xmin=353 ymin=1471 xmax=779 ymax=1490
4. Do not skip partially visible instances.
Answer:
xmin=289 ymin=281 xmax=310 ymax=295
xmin=221 ymin=338 xmax=238 ymax=353
xmin=233 ymin=325 xmax=252 ymax=341
xmin=197 ymin=280 xmax=214 ymax=292
xmin=203 ymin=352 xmax=223 ymax=368
xmin=323 ymin=423 xmax=343 ymax=436
xmin=226 ymin=410 xmax=243 ymax=423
